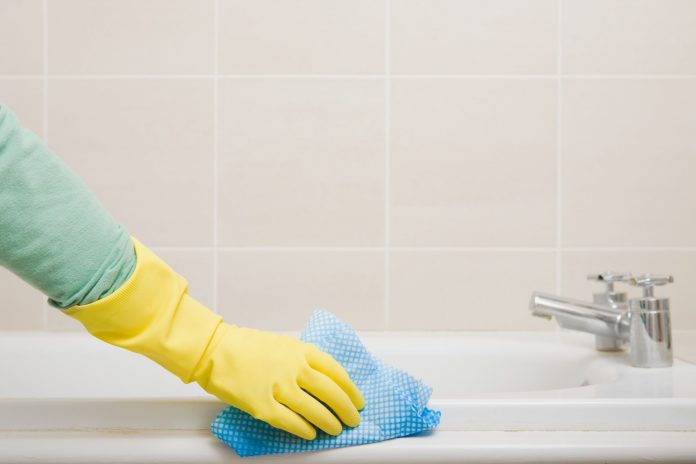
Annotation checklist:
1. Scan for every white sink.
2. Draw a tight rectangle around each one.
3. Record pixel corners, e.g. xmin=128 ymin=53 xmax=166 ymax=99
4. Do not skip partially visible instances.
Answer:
xmin=364 ymin=332 xmax=618 ymax=396
xmin=1 ymin=330 xmax=695 ymax=462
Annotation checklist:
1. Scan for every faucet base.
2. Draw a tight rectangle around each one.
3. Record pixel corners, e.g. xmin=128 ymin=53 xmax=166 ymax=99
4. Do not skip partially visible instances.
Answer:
xmin=595 ymin=336 xmax=625 ymax=352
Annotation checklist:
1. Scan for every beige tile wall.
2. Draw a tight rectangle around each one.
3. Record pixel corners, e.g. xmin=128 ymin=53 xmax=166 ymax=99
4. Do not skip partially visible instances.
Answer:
xmin=1 ymin=0 xmax=695 ymax=331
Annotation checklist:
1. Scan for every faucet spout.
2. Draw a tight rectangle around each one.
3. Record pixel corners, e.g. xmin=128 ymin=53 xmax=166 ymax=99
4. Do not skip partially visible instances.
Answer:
xmin=529 ymin=292 xmax=630 ymax=341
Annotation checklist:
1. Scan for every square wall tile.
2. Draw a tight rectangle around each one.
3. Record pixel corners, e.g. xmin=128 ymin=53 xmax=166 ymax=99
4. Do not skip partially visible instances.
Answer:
xmin=392 ymin=0 xmax=557 ymax=74
xmin=47 ymin=0 xmax=213 ymax=75
xmin=45 ymin=301 xmax=83 ymax=332
xmin=0 ymin=267 xmax=44 ymax=330
xmin=0 ymin=79 xmax=44 ymax=137
xmin=218 ymin=251 xmax=385 ymax=331
xmin=562 ymin=251 xmax=696 ymax=330
xmin=218 ymin=78 xmax=385 ymax=246
xmin=390 ymin=78 xmax=557 ymax=246
xmin=0 ymin=0 xmax=43 ymax=74
xmin=219 ymin=0 xmax=385 ymax=74
xmin=563 ymin=0 xmax=696 ymax=74
xmin=562 ymin=79 xmax=696 ymax=247
xmin=48 ymin=79 xmax=214 ymax=246
xmin=389 ymin=251 xmax=556 ymax=330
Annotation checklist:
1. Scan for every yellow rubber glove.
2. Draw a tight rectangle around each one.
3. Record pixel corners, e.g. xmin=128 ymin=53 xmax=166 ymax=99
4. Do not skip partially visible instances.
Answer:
xmin=63 ymin=237 xmax=364 ymax=440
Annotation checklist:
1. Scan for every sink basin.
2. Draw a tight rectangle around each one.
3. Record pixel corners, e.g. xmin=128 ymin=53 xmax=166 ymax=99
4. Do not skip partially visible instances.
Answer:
xmin=362 ymin=332 xmax=618 ymax=396
xmin=0 ymin=331 xmax=610 ymax=399
xmin=1 ymin=330 xmax=695 ymax=462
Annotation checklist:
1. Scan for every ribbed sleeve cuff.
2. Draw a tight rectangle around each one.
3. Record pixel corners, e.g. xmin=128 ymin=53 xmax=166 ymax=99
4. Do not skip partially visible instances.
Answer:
xmin=64 ymin=236 xmax=223 ymax=382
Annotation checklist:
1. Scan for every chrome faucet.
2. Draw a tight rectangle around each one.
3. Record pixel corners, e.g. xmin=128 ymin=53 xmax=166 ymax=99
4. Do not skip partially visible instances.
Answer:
xmin=529 ymin=272 xmax=674 ymax=368
xmin=588 ymin=272 xmax=631 ymax=351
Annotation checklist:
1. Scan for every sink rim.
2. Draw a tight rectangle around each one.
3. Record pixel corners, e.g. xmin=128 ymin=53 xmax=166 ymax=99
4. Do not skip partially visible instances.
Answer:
xmin=1 ymin=330 xmax=695 ymax=432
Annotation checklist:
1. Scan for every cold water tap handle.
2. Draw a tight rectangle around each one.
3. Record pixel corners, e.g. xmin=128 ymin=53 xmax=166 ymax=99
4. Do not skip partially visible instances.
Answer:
xmin=627 ymin=274 xmax=674 ymax=368
xmin=629 ymin=274 xmax=674 ymax=298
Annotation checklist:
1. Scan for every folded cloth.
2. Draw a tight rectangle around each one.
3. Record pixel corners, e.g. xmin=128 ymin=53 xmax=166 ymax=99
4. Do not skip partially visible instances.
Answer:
xmin=211 ymin=309 xmax=441 ymax=457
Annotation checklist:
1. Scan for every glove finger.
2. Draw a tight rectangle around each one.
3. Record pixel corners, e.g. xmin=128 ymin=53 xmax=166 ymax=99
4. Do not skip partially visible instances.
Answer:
xmin=298 ymin=368 xmax=361 ymax=428
xmin=263 ymin=402 xmax=317 ymax=441
xmin=275 ymin=385 xmax=343 ymax=436
xmin=306 ymin=346 xmax=365 ymax=410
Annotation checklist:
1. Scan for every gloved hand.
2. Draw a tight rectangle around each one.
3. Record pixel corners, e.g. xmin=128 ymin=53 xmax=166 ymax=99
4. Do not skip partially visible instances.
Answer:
xmin=64 ymin=237 xmax=364 ymax=439
xmin=199 ymin=325 xmax=364 ymax=439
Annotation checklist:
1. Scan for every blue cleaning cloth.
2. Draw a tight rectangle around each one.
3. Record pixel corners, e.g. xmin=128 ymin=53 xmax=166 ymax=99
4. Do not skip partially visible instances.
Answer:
xmin=211 ymin=309 xmax=441 ymax=457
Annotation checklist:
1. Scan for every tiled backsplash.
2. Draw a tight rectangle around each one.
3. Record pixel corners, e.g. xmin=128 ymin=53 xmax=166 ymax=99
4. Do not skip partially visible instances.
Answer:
xmin=2 ymin=0 xmax=695 ymax=331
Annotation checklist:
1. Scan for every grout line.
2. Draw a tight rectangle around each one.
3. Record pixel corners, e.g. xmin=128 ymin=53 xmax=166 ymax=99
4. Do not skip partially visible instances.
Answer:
xmin=41 ymin=0 xmax=48 ymax=330
xmin=220 ymin=247 xmax=389 ymax=252
xmin=3 ymin=74 xmax=384 ymax=80
xmin=150 ymin=246 xmax=216 ymax=252
xmin=554 ymin=1 xmax=564 ymax=333
xmin=395 ymin=74 xmax=696 ymax=79
xmin=0 ymin=75 xmax=44 ymax=80
xmin=392 ymin=74 xmax=558 ymax=79
xmin=149 ymin=245 xmax=696 ymax=253
xmin=555 ymin=0 xmax=563 ymax=295
xmin=38 ymin=74 xmax=215 ymax=80
xmin=212 ymin=0 xmax=220 ymax=315
xmin=563 ymin=247 xmax=696 ymax=252
xmin=562 ymin=74 xmax=696 ymax=79
xmin=151 ymin=246 xmax=556 ymax=252
xmin=42 ymin=0 xmax=48 ymax=143
xmin=5 ymin=74 xmax=696 ymax=80
xmin=220 ymin=74 xmax=384 ymax=79
xmin=384 ymin=0 xmax=391 ymax=330
xmin=0 ymin=74 xmax=563 ymax=80
xmin=394 ymin=74 xmax=696 ymax=79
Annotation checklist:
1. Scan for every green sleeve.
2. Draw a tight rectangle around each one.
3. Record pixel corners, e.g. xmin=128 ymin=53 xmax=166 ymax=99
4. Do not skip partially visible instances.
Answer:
xmin=0 ymin=104 xmax=135 ymax=309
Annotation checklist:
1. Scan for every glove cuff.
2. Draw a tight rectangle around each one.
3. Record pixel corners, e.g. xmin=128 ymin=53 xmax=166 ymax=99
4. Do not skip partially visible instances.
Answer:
xmin=64 ymin=236 xmax=223 ymax=383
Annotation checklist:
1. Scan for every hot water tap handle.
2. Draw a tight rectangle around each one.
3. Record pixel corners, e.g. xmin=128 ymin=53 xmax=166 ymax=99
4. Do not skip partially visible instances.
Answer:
xmin=587 ymin=272 xmax=632 ymax=293
xmin=629 ymin=274 xmax=674 ymax=298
